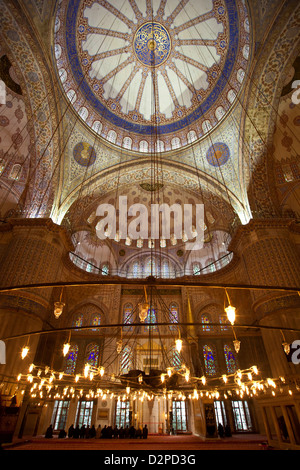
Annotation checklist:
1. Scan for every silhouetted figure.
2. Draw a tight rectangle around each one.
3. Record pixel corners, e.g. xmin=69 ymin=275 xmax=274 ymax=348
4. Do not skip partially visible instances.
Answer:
xmin=129 ymin=425 xmax=136 ymax=438
xmin=73 ymin=425 xmax=80 ymax=438
xmin=119 ymin=426 xmax=124 ymax=438
xmin=143 ymin=424 xmax=148 ymax=439
xmin=113 ymin=425 xmax=118 ymax=438
xmin=225 ymin=424 xmax=232 ymax=437
xmin=107 ymin=426 xmax=113 ymax=438
xmin=58 ymin=428 xmax=66 ymax=438
xmin=45 ymin=424 xmax=53 ymax=438
xmin=101 ymin=425 xmax=108 ymax=438
xmin=218 ymin=423 xmax=224 ymax=438
xmin=96 ymin=424 xmax=102 ymax=439
xmin=90 ymin=424 xmax=96 ymax=438
xmin=80 ymin=424 xmax=86 ymax=438
xmin=68 ymin=424 xmax=74 ymax=438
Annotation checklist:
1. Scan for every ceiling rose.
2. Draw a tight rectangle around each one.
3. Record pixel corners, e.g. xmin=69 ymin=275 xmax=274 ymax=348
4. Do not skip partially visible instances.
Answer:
xmin=54 ymin=0 xmax=251 ymax=152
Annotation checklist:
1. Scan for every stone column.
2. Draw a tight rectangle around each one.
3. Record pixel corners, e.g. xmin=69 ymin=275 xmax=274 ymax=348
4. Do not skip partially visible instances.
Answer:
xmin=229 ymin=218 xmax=300 ymax=378
xmin=0 ymin=218 xmax=73 ymax=393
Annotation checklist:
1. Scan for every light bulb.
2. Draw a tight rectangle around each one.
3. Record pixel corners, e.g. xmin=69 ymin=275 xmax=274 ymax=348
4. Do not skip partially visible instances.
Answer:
xmin=175 ymin=338 xmax=182 ymax=352
xmin=167 ymin=367 xmax=172 ymax=377
xmin=99 ymin=366 xmax=105 ymax=377
xmin=21 ymin=346 xmax=29 ymax=359
xmin=84 ymin=364 xmax=90 ymax=378
xmin=161 ymin=374 xmax=165 ymax=383
xmin=225 ymin=305 xmax=236 ymax=325
xmin=63 ymin=343 xmax=70 ymax=356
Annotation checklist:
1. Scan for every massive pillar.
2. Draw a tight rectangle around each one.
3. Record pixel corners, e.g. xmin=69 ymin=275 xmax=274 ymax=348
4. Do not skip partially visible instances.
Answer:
xmin=229 ymin=219 xmax=300 ymax=378
xmin=0 ymin=218 xmax=73 ymax=392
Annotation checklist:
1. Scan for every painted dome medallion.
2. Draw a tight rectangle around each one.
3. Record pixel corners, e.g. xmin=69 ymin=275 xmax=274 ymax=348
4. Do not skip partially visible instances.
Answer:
xmin=54 ymin=0 xmax=251 ymax=152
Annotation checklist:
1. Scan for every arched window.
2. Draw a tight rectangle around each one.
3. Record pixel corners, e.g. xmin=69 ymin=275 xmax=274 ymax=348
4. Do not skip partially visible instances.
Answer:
xmin=161 ymin=259 xmax=169 ymax=278
xmin=144 ymin=307 xmax=157 ymax=331
xmin=85 ymin=343 xmax=99 ymax=368
xmin=132 ymin=261 xmax=140 ymax=278
xmin=203 ymin=344 xmax=217 ymax=376
xmin=123 ymin=303 xmax=133 ymax=331
xmin=123 ymin=136 xmax=132 ymax=149
xmin=192 ymin=262 xmax=201 ymax=275
xmin=107 ymin=130 xmax=117 ymax=143
xmin=171 ymin=137 xmax=181 ymax=149
xmin=224 ymin=344 xmax=238 ymax=374
xmin=0 ymin=159 xmax=6 ymax=175
xmin=144 ymin=258 xmax=157 ymax=277
xmin=187 ymin=130 xmax=197 ymax=143
xmin=219 ymin=315 xmax=229 ymax=331
xmin=120 ymin=346 xmax=132 ymax=374
xmin=91 ymin=313 xmax=101 ymax=332
xmin=9 ymin=164 xmax=22 ymax=180
xmin=72 ymin=313 xmax=83 ymax=330
xmin=102 ymin=263 xmax=109 ymax=275
xmin=169 ymin=303 xmax=179 ymax=330
xmin=64 ymin=344 xmax=78 ymax=374
xmin=172 ymin=347 xmax=182 ymax=370
xmin=139 ymin=140 xmax=148 ymax=152
xmin=201 ymin=314 xmax=212 ymax=332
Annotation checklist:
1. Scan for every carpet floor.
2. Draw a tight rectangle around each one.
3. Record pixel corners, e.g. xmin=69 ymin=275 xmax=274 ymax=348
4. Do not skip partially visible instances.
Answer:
xmin=2 ymin=433 xmax=273 ymax=451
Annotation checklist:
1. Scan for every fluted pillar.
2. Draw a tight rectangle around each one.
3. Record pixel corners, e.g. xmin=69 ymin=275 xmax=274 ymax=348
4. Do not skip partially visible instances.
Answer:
xmin=229 ymin=218 xmax=300 ymax=377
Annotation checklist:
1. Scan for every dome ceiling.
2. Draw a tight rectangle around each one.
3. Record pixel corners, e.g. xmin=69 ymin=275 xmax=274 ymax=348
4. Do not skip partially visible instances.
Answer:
xmin=54 ymin=0 xmax=251 ymax=153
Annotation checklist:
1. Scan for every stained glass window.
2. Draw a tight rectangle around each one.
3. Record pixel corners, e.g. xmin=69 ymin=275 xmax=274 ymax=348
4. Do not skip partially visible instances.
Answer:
xmin=161 ymin=260 xmax=169 ymax=278
xmin=192 ymin=262 xmax=201 ymax=275
xmin=224 ymin=344 xmax=238 ymax=374
xmin=132 ymin=261 xmax=140 ymax=278
xmin=102 ymin=263 xmax=109 ymax=275
xmin=72 ymin=313 xmax=83 ymax=330
xmin=121 ymin=346 xmax=132 ymax=374
xmin=145 ymin=258 xmax=157 ymax=277
xmin=219 ymin=315 xmax=229 ymax=331
xmin=85 ymin=343 xmax=99 ymax=368
xmin=172 ymin=347 xmax=182 ymax=370
xmin=203 ymin=344 xmax=217 ymax=376
xmin=169 ymin=303 xmax=179 ymax=330
xmin=144 ymin=307 xmax=158 ymax=331
xmin=91 ymin=313 xmax=101 ymax=332
xmin=64 ymin=344 xmax=78 ymax=374
xmin=201 ymin=314 xmax=211 ymax=332
xmin=123 ymin=303 xmax=133 ymax=331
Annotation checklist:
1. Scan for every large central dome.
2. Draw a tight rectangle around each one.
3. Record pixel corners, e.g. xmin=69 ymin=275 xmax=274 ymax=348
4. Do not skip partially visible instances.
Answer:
xmin=54 ymin=0 xmax=250 ymax=152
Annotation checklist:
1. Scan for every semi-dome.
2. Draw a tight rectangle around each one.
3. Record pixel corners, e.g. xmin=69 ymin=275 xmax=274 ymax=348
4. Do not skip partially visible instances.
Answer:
xmin=54 ymin=0 xmax=251 ymax=153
